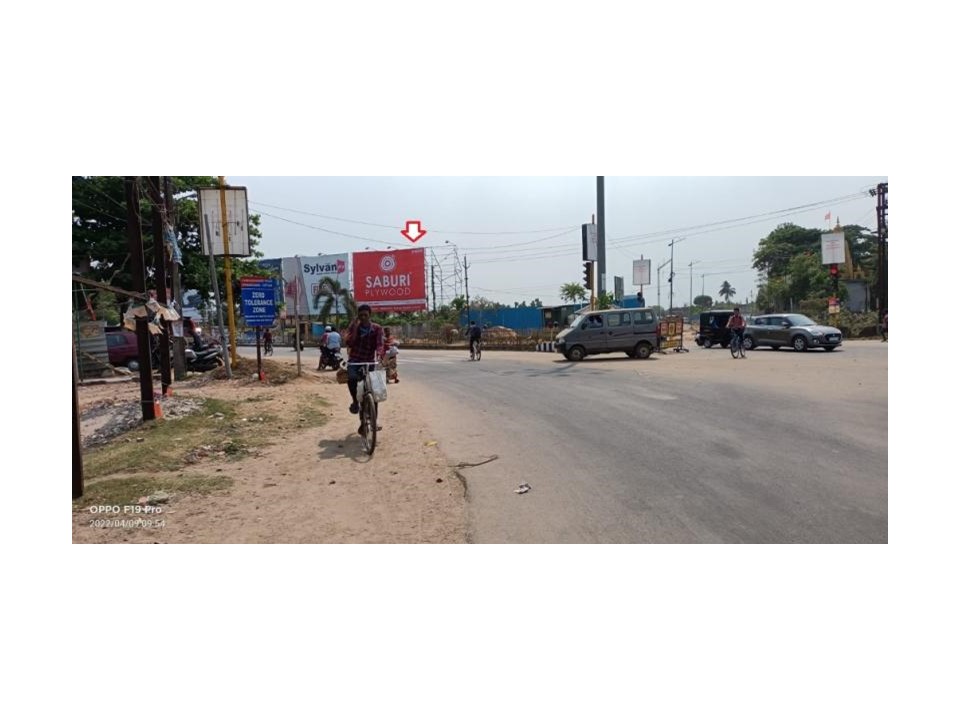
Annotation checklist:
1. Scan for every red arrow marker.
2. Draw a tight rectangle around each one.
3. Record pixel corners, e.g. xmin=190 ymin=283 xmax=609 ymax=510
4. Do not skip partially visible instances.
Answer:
xmin=401 ymin=220 xmax=426 ymax=243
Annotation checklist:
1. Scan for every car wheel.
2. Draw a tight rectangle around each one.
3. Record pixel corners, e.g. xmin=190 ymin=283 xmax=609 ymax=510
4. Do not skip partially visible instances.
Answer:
xmin=703 ymin=338 xmax=713 ymax=349
xmin=792 ymin=335 xmax=808 ymax=352
xmin=742 ymin=335 xmax=755 ymax=351
xmin=127 ymin=359 xmax=140 ymax=371
xmin=635 ymin=342 xmax=652 ymax=360
xmin=568 ymin=345 xmax=586 ymax=361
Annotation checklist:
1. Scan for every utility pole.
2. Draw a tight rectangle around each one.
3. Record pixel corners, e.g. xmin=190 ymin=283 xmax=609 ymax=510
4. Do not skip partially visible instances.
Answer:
xmin=688 ymin=260 xmax=700 ymax=311
xmin=164 ymin=176 xmax=186 ymax=380
xmin=218 ymin=176 xmax=238 ymax=367
xmin=203 ymin=212 xmax=231 ymax=378
xmin=125 ymin=177 xmax=156 ymax=421
xmin=657 ymin=259 xmax=670 ymax=311
xmin=597 ymin=176 xmax=606 ymax=295
xmin=149 ymin=178 xmax=172 ymax=395
xmin=464 ymin=256 xmax=470 ymax=325
xmin=431 ymin=264 xmax=436 ymax=313
xmin=667 ymin=237 xmax=684 ymax=314
xmin=72 ymin=340 xmax=84 ymax=499
xmin=874 ymin=182 xmax=888 ymax=328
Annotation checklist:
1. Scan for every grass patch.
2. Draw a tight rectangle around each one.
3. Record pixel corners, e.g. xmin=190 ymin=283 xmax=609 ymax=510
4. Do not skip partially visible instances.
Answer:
xmin=82 ymin=398 xmax=248 ymax=479
xmin=292 ymin=395 xmax=331 ymax=429
xmin=73 ymin=473 xmax=233 ymax=509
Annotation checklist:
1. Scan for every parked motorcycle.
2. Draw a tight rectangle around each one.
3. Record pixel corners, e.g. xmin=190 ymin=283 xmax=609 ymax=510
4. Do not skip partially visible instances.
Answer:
xmin=185 ymin=346 xmax=225 ymax=372
xmin=318 ymin=346 xmax=343 ymax=371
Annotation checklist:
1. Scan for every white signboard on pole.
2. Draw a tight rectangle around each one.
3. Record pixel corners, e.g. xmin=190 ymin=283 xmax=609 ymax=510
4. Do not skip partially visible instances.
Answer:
xmin=198 ymin=187 xmax=251 ymax=256
xmin=821 ymin=231 xmax=846 ymax=265
xmin=633 ymin=258 xmax=651 ymax=285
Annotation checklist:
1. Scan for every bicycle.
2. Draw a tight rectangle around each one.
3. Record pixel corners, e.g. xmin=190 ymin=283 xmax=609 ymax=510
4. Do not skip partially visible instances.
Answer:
xmin=348 ymin=361 xmax=381 ymax=455
xmin=469 ymin=339 xmax=482 ymax=361
xmin=730 ymin=331 xmax=746 ymax=359
xmin=263 ymin=339 xmax=273 ymax=356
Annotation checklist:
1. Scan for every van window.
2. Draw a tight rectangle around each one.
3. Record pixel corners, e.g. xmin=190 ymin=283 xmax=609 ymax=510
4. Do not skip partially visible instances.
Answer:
xmin=607 ymin=313 xmax=625 ymax=327
xmin=632 ymin=310 xmax=654 ymax=325
xmin=585 ymin=315 xmax=604 ymax=329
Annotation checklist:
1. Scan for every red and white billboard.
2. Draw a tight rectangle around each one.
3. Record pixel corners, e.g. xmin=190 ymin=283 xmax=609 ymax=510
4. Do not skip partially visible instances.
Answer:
xmin=352 ymin=248 xmax=427 ymax=312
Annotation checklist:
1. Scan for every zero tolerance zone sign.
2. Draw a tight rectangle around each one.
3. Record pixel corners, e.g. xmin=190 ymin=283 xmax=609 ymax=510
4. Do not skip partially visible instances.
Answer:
xmin=240 ymin=277 xmax=277 ymax=327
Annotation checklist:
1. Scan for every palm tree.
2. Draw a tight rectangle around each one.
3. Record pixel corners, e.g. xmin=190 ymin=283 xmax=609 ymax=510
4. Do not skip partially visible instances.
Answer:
xmin=559 ymin=282 xmax=587 ymax=305
xmin=313 ymin=277 xmax=357 ymax=327
xmin=718 ymin=281 xmax=737 ymax=303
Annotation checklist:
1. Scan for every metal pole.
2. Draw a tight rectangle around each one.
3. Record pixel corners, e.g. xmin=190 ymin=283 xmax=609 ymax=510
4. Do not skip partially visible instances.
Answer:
xmin=294 ymin=258 xmax=302 ymax=376
xmin=464 ymin=256 xmax=470 ymax=325
xmin=218 ymin=176 xmax=238 ymax=367
xmin=125 ymin=177 xmax=156 ymax=421
xmin=73 ymin=340 xmax=84 ymax=499
xmin=165 ymin=177 xmax=186 ymax=381
xmin=597 ymin=176 xmax=606 ymax=295
xmin=150 ymin=177 xmax=172 ymax=395
xmin=203 ymin=213 xmax=232 ymax=378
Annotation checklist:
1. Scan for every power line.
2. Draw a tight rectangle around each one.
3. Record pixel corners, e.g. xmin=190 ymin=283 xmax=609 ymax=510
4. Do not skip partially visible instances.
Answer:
xmin=250 ymin=200 xmax=579 ymax=236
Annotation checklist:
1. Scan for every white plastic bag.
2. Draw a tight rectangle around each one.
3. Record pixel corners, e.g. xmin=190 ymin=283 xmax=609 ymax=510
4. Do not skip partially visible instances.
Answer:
xmin=369 ymin=370 xmax=388 ymax=402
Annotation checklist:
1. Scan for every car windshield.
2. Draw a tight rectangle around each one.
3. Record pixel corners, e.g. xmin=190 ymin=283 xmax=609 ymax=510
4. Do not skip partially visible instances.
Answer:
xmin=784 ymin=314 xmax=816 ymax=326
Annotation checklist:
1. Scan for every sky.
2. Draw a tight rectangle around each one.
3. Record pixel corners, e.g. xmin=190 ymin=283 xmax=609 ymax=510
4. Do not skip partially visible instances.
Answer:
xmin=231 ymin=176 xmax=888 ymax=309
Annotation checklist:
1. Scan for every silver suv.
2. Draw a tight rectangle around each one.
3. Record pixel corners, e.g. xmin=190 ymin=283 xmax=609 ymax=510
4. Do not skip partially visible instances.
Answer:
xmin=743 ymin=313 xmax=842 ymax=352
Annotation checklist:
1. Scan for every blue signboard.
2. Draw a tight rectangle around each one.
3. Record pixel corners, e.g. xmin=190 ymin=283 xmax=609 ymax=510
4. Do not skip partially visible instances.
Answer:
xmin=240 ymin=277 xmax=277 ymax=327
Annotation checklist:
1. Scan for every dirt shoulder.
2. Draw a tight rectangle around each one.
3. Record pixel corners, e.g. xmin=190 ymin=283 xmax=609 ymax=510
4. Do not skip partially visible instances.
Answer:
xmin=73 ymin=361 xmax=466 ymax=543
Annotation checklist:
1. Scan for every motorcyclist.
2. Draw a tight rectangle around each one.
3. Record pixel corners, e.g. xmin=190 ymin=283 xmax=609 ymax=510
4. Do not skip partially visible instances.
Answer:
xmin=319 ymin=325 xmax=342 ymax=369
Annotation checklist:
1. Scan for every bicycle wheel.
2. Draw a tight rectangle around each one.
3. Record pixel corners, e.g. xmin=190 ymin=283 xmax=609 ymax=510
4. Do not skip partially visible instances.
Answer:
xmin=475 ymin=344 xmax=481 ymax=361
xmin=361 ymin=392 xmax=377 ymax=455
xmin=730 ymin=339 xmax=738 ymax=358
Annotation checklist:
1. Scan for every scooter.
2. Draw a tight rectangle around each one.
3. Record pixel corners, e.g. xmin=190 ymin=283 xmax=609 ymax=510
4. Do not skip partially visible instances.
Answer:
xmin=318 ymin=346 xmax=343 ymax=371
xmin=185 ymin=346 xmax=224 ymax=372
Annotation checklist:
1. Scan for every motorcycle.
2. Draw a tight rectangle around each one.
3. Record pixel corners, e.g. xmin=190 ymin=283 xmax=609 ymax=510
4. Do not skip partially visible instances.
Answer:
xmin=185 ymin=345 xmax=225 ymax=372
xmin=318 ymin=345 xmax=343 ymax=371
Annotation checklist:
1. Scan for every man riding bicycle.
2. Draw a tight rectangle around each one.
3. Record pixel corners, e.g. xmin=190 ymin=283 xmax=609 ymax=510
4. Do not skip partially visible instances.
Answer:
xmin=726 ymin=307 xmax=746 ymax=353
xmin=344 ymin=305 xmax=384 ymax=432
xmin=263 ymin=328 xmax=273 ymax=355
xmin=468 ymin=321 xmax=482 ymax=359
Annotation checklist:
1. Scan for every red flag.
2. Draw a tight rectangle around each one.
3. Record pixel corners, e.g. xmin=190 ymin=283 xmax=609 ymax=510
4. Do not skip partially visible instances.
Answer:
xmin=824 ymin=211 xmax=831 ymax=221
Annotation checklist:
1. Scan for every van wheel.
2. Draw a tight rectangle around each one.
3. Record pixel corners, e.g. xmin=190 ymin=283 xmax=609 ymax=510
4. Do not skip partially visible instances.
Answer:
xmin=127 ymin=359 xmax=140 ymax=371
xmin=635 ymin=342 xmax=652 ymax=360
xmin=702 ymin=338 xmax=713 ymax=349
xmin=568 ymin=345 xmax=586 ymax=361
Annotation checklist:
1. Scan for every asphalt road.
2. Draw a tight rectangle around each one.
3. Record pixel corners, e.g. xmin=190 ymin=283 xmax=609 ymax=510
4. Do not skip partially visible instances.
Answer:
xmin=398 ymin=341 xmax=888 ymax=543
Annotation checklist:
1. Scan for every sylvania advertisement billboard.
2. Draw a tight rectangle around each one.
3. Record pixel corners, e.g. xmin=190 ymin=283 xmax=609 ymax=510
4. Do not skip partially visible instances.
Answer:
xmin=352 ymin=248 xmax=427 ymax=312
xmin=281 ymin=255 xmax=350 ymax=315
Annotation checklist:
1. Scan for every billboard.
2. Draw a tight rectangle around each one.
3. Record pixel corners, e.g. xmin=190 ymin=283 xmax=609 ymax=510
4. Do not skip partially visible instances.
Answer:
xmin=352 ymin=248 xmax=427 ymax=312
xmin=582 ymin=223 xmax=598 ymax=261
xmin=280 ymin=255 xmax=350 ymax=316
xmin=198 ymin=187 xmax=251 ymax=256
xmin=633 ymin=258 xmax=651 ymax=285
xmin=821 ymin=231 xmax=846 ymax=265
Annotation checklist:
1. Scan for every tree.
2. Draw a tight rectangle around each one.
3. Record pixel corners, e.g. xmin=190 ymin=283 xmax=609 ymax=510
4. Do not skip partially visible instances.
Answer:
xmin=313 ymin=276 xmax=358 ymax=325
xmin=718 ymin=281 xmax=737 ymax=303
xmin=531 ymin=298 xmax=543 ymax=308
xmin=72 ymin=176 xmax=265 ymax=316
xmin=693 ymin=295 xmax=713 ymax=308
xmin=559 ymin=282 xmax=587 ymax=304
xmin=596 ymin=291 xmax=615 ymax=310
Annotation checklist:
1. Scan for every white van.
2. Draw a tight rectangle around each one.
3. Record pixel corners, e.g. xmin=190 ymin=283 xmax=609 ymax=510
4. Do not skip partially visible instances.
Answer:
xmin=555 ymin=308 xmax=660 ymax=361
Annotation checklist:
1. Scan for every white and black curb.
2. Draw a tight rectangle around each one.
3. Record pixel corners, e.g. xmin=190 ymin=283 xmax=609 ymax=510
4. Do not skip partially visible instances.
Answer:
xmin=536 ymin=342 xmax=556 ymax=352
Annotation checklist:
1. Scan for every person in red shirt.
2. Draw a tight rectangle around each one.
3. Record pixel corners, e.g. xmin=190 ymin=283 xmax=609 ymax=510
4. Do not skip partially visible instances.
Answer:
xmin=726 ymin=307 xmax=746 ymax=346
xmin=344 ymin=305 xmax=384 ymax=418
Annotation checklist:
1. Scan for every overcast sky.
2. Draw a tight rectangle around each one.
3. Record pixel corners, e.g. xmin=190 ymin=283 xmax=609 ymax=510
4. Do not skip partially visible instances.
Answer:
xmin=230 ymin=176 xmax=888 ymax=309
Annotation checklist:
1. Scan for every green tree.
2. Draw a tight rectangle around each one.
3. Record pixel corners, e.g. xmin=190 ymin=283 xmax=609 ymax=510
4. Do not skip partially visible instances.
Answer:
xmin=718 ymin=281 xmax=736 ymax=303
xmin=313 ymin=276 xmax=358 ymax=325
xmin=559 ymin=282 xmax=587 ymax=304
xmin=596 ymin=291 xmax=615 ymax=310
xmin=693 ymin=295 xmax=713 ymax=308
xmin=531 ymin=298 xmax=543 ymax=308
xmin=72 ymin=176 xmax=265 ymax=316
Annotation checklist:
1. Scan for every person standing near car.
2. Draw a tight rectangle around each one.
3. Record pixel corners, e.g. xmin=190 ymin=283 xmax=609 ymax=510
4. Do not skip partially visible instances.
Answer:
xmin=344 ymin=305 xmax=384 ymax=419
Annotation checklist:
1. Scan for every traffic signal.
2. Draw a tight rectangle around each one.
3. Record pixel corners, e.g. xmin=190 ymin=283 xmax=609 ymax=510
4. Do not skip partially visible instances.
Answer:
xmin=829 ymin=264 xmax=839 ymax=278
xmin=583 ymin=261 xmax=593 ymax=290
